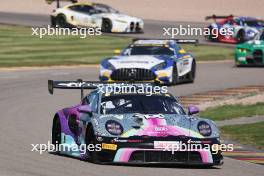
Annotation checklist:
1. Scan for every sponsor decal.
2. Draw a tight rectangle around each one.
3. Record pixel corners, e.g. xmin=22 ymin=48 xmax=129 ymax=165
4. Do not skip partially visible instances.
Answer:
xmin=114 ymin=115 xmax=124 ymax=120
xmin=144 ymin=114 xmax=164 ymax=119
xmin=102 ymin=143 xmax=117 ymax=151
xmin=238 ymin=57 xmax=246 ymax=61
xmin=187 ymin=139 xmax=212 ymax=144
xmin=154 ymin=126 xmax=168 ymax=132
xmin=197 ymin=121 xmax=212 ymax=136
xmin=112 ymin=138 xmax=143 ymax=143
xmin=112 ymin=138 xmax=127 ymax=143
xmin=96 ymin=136 xmax=104 ymax=142
xmin=154 ymin=141 xmax=180 ymax=149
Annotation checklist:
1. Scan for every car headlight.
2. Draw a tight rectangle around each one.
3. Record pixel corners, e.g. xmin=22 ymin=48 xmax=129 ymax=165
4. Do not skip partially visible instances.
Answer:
xmin=197 ymin=121 xmax=212 ymax=136
xmin=247 ymin=30 xmax=257 ymax=37
xmin=154 ymin=62 xmax=167 ymax=70
xmin=180 ymin=55 xmax=192 ymax=59
xmin=237 ymin=48 xmax=249 ymax=53
xmin=101 ymin=60 xmax=115 ymax=70
xmin=115 ymin=19 xmax=128 ymax=23
xmin=105 ymin=120 xmax=123 ymax=136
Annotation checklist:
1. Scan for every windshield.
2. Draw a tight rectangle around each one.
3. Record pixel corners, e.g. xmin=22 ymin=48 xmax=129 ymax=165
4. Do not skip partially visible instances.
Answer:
xmin=254 ymin=31 xmax=264 ymax=40
xmin=123 ymin=46 xmax=174 ymax=56
xmin=260 ymin=32 xmax=264 ymax=40
xmin=244 ymin=20 xmax=264 ymax=27
xmin=101 ymin=95 xmax=185 ymax=115
xmin=94 ymin=4 xmax=119 ymax=13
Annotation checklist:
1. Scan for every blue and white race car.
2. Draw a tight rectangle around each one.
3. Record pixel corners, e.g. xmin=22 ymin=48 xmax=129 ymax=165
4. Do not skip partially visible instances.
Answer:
xmin=99 ymin=39 xmax=197 ymax=85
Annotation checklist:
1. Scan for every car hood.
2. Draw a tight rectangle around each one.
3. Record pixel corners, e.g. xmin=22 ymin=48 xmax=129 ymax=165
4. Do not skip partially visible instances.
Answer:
xmin=237 ymin=40 xmax=264 ymax=50
xmin=108 ymin=55 xmax=168 ymax=69
xmin=93 ymin=113 xmax=219 ymax=139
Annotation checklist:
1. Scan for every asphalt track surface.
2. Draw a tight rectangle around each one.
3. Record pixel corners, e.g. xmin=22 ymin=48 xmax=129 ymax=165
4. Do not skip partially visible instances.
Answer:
xmin=1 ymin=61 xmax=264 ymax=176
xmin=0 ymin=11 xmax=233 ymax=47
xmin=0 ymin=10 xmax=263 ymax=176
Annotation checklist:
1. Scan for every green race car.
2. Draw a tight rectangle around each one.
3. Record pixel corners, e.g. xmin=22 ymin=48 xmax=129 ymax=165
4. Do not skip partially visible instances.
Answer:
xmin=235 ymin=31 xmax=264 ymax=66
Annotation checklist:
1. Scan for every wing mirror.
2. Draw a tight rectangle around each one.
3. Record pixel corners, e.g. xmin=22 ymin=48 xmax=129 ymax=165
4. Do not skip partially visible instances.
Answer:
xmin=114 ymin=49 xmax=121 ymax=55
xmin=188 ymin=105 xmax=199 ymax=115
xmin=78 ymin=106 xmax=92 ymax=116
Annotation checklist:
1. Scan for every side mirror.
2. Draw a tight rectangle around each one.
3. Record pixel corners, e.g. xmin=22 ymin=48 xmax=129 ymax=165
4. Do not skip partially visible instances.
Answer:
xmin=178 ymin=49 xmax=186 ymax=54
xmin=114 ymin=49 xmax=121 ymax=55
xmin=188 ymin=105 xmax=199 ymax=115
xmin=78 ymin=106 xmax=92 ymax=116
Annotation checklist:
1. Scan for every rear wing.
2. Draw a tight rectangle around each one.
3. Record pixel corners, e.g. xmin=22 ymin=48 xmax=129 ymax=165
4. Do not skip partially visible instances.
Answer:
xmin=205 ymin=14 xmax=234 ymax=20
xmin=45 ymin=0 xmax=78 ymax=8
xmin=132 ymin=38 xmax=198 ymax=45
xmin=48 ymin=79 xmax=158 ymax=99
xmin=174 ymin=39 xmax=198 ymax=44
xmin=48 ymin=79 xmax=100 ymax=95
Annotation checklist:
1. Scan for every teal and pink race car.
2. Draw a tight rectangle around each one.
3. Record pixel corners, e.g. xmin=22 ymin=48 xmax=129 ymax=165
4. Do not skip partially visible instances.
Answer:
xmin=48 ymin=80 xmax=223 ymax=166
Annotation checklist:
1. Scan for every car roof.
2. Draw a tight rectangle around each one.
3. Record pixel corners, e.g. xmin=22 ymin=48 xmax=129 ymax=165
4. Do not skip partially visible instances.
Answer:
xmin=133 ymin=39 xmax=174 ymax=45
xmin=133 ymin=40 xmax=175 ymax=47
xmin=65 ymin=2 xmax=93 ymax=8
xmin=235 ymin=16 xmax=259 ymax=21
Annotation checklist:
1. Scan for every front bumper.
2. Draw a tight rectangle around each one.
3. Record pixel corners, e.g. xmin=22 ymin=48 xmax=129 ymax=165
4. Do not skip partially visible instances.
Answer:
xmin=235 ymin=52 xmax=264 ymax=66
xmin=111 ymin=20 xmax=144 ymax=33
xmin=95 ymin=136 xmax=223 ymax=166
xmin=99 ymin=67 xmax=173 ymax=85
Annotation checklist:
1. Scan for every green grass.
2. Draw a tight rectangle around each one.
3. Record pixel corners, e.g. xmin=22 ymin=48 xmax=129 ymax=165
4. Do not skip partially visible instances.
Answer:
xmin=0 ymin=25 xmax=233 ymax=67
xmin=200 ymin=103 xmax=264 ymax=121
xmin=221 ymin=122 xmax=264 ymax=149
xmin=182 ymin=44 xmax=233 ymax=61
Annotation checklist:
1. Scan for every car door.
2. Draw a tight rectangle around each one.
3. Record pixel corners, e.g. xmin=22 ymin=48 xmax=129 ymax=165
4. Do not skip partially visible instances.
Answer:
xmin=68 ymin=4 xmax=94 ymax=27
xmin=79 ymin=91 xmax=99 ymax=121
xmin=222 ymin=19 xmax=236 ymax=38
xmin=77 ymin=92 xmax=99 ymax=145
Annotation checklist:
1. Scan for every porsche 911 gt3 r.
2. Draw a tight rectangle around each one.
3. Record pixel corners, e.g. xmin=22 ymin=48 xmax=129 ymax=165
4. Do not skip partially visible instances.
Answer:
xmin=50 ymin=2 xmax=144 ymax=33
xmin=99 ymin=39 xmax=197 ymax=85
xmin=48 ymin=80 xmax=223 ymax=166
xmin=205 ymin=15 xmax=264 ymax=43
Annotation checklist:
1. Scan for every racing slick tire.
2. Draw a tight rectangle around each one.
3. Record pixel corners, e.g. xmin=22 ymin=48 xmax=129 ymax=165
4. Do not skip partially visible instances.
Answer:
xmin=85 ymin=125 xmax=99 ymax=163
xmin=52 ymin=116 xmax=61 ymax=154
xmin=186 ymin=61 xmax=196 ymax=83
xmin=55 ymin=14 xmax=68 ymax=28
xmin=51 ymin=16 xmax=56 ymax=27
xmin=171 ymin=64 xmax=180 ymax=85
xmin=205 ymin=26 xmax=218 ymax=42
xmin=237 ymin=30 xmax=246 ymax=43
xmin=101 ymin=18 xmax=112 ymax=33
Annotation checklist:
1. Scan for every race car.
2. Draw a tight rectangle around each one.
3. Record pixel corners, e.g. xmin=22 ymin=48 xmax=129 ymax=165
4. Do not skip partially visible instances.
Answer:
xmin=99 ymin=39 xmax=197 ymax=85
xmin=205 ymin=15 xmax=264 ymax=43
xmin=235 ymin=30 xmax=264 ymax=66
xmin=48 ymin=80 xmax=223 ymax=166
xmin=50 ymin=2 xmax=144 ymax=33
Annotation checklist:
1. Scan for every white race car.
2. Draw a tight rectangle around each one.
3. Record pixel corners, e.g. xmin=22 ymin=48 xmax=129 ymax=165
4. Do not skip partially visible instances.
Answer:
xmin=50 ymin=2 xmax=144 ymax=33
xmin=99 ymin=39 xmax=197 ymax=85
